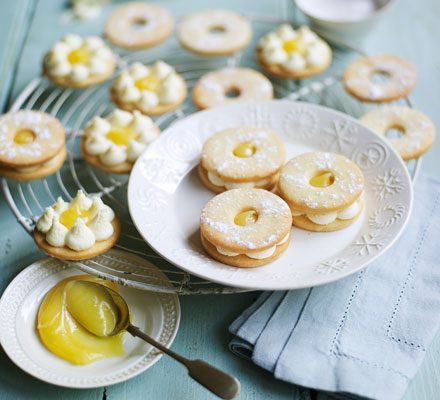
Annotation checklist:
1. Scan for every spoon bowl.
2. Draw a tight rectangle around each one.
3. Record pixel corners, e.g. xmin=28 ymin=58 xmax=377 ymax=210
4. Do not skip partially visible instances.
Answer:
xmin=66 ymin=280 xmax=240 ymax=400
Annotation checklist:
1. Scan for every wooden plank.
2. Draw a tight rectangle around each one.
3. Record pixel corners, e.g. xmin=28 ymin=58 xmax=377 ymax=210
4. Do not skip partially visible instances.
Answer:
xmin=0 ymin=0 xmax=35 ymax=111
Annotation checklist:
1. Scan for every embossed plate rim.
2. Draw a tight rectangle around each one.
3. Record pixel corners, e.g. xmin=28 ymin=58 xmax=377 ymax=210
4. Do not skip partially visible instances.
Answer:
xmin=128 ymin=100 xmax=413 ymax=290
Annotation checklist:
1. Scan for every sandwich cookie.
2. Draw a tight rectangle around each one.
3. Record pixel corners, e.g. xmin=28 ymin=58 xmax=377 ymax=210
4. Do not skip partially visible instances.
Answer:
xmin=200 ymin=188 xmax=292 ymax=268
xmin=43 ymin=34 xmax=116 ymax=88
xmin=192 ymin=67 xmax=273 ymax=110
xmin=360 ymin=106 xmax=435 ymax=160
xmin=0 ymin=110 xmax=66 ymax=181
xmin=34 ymin=190 xmax=121 ymax=260
xmin=111 ymin=61 xmax=187 ymax=116
xmin=177 ymin=10 xmax=252 ymax=56
xmin=257 ymin=24 xmax=332 ymax=79
xmin=82 ymin=109 xmax=160 ymax=173
xmin=278 ymin=152 xmax=365 ymax=232
xmin=104 ymin=2 xmax=174 ymax=50
xmin=199 ymin=126 xmax=285 ymax=193
xmin=343 ymin=54 xmax=416 ymax=103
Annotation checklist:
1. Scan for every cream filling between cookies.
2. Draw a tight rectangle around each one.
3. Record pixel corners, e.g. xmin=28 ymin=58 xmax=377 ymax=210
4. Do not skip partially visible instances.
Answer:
xmin=112 ymin=61 xmax=182 ymax=112
xmin=215 ymin=232 xmax=290 ymax=259
xmin=36 ymin=190 xmax=115 ymax=251
xmin=84 ymin=109 xmax=159 ymax=166
xmin=207 ymin=170 xmax=271 ymax=190
xmin=14 ymin=153 xmax=60 ymax=172
xmin=291 ymin=197 xmax=362 ymax=225
xmin=258 ymin=25 xmax=329 ymax=72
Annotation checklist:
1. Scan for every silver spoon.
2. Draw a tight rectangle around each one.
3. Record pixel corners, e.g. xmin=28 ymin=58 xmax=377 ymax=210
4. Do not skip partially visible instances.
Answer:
xmin=65 ymin=280 xmax=240 ymax=400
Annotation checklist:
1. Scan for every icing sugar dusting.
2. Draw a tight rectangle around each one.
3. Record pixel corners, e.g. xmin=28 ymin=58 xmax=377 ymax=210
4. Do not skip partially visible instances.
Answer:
xmin=201 ymin=189 xmax=291 ymax=250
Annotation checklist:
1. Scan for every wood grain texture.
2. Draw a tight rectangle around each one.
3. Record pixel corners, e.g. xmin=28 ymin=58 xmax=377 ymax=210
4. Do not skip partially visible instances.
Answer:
xmin=0 ymin=0 xmax=439 ymax=399
xmin=0 ymin=0 xmax=36 ymax=111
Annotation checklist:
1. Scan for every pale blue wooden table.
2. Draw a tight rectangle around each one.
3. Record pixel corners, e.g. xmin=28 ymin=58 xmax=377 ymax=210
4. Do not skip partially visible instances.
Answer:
xmin=0 ymin=0 xmax=439 ymax=399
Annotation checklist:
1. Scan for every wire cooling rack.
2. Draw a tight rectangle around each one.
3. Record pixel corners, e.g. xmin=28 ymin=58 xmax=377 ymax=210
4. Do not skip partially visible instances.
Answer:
xmin=1 ymin=16 xmax=420 ymax=294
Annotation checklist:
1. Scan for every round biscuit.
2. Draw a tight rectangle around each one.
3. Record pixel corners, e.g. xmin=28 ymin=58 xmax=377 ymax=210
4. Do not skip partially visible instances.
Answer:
xmin=201 ymin=126 xmax=285 ymax=184
xmin=104 ymin=2 xmax=174 ymax=50
xmin=0 ymin=110 xmax=65 ymax=168
xmin=256 ymin=44 xmax=332 ymax=80
xmin=192 ymin=68 xmax=273 ymax=110
xmin=200 ymin=188 xmax=292 ymax=254
xmin=360 ymin=106 xmax=435 ymax=160
xmin=110 ymin=73 xmax=187 ymax=116
xmin=43 ymin=56 xmax=115 ymax=89
xmin=177 ymin=10 xmax=252 ymax=56
xmin=34 ymin=218 xmax=121 ymax=261
xmin=343 ymin=54 xmax=416 ymax=103
xmin=278 ymin=152 xmax=364 ymax=213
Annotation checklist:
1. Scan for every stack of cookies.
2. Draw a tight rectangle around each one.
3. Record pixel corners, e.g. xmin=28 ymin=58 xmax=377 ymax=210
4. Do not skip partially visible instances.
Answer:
xmin=0 ymin=110 xmax=66 ymax=181
xmin=198 ymin=127 xmax=366 ymax=268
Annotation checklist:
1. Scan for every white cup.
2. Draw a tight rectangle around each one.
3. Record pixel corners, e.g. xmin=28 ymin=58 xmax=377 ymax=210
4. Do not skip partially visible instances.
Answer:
xmin=294 ymin=0 xmax=397 ymax=46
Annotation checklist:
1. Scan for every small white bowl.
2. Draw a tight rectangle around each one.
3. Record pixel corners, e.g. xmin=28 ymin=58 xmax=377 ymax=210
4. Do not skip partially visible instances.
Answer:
xmin=294 ymin=0 xmax=397 ymax=45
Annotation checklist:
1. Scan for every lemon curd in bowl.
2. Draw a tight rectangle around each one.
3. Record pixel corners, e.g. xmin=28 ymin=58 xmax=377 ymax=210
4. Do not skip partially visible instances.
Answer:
xmin=37 ymin=275 xmax=125 ymax=365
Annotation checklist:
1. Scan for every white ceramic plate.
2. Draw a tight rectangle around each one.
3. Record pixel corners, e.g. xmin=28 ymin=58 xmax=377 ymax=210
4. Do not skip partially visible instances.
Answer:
xmin=0 ymin=250 xmax=180 ymax=388
xmin=128 ymin=100 xmax=413 ymax=290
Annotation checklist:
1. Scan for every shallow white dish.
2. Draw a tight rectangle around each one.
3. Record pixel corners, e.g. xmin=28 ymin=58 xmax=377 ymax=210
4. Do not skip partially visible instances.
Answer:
xmin=0 ymin=250 xmax=180 ymax=388
xmin=295 ymin=0 xmax=397 ymax=44
xmin=128 ymin=100 xmax=413 ymax=290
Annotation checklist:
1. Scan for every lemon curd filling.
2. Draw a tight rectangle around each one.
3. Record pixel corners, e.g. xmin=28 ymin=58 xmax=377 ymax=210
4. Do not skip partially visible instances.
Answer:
xmin=309 ymin=171 xmax=335 ymax=188
xmin=106 ymin=125 xmax=138 ymax=146
xmin=59 ymin=205 xmax=91 ymax=229
xmin=134 ymin=75 xmax=161 ymax=92
xmin=37 ymin=275 xmax=124 ymax=365
xmin=66 ymin=280 xmax=119 ymax=337
xmin=234 ymin=209 xmax=258 ymax=226
xmin=67 ymin=47 xmax=91 ymax=65
xmin=13 ymin=129 xmax=36 ymax=145
xmin=233 ymin=141 xmax=256 ymax=158
xmin=282 ymin=39 xmax=306 ymax=55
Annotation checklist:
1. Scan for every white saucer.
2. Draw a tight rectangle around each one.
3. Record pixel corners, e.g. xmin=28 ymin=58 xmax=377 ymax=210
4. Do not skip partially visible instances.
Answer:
xmin=0 ymin=250 xmax=180 ymax=388
xmin=128 ymin=100 xmax=413 ymax=290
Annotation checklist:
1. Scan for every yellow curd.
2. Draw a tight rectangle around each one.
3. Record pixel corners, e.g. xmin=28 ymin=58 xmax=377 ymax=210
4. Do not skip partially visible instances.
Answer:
xmin=37 ymin=275 xmax=124 ymax=365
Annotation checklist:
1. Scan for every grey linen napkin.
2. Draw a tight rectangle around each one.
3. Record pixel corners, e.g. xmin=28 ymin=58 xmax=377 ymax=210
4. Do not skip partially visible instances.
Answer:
xmin=229 ymin=175 xmax=440 ymax=400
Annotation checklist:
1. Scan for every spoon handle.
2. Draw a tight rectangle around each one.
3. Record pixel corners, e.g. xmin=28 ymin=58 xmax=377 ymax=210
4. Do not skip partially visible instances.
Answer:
xmin=127 ymin=325 xmax=240 ymax=399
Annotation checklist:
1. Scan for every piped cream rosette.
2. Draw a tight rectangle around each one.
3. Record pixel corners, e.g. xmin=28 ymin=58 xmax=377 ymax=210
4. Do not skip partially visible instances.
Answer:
xmin=34 ymin=190 xmax=121 ymax=260
xmin=257 ymin=24 xmax=332 ymax=79
xmin=110 ymin=61 xmax=187 ymax=116
xmin=82 ymin=109 xmax=160 ymax=173
xmin=43 ymin=34 xmax=116 ymax=88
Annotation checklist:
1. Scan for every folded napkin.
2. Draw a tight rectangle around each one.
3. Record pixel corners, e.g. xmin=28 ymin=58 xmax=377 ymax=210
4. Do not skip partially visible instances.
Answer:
xmin=230 ymin=174 xmax=440 ymax=400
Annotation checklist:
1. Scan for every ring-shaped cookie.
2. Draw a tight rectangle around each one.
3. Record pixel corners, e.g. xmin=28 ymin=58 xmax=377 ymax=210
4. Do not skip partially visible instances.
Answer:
xmin=104 ymin=2 xmax=174 ymax=50
xmin=343 ymin=55 xmax=416 ymax=103
xmin=0 ymin=110 xmax=65 ymax=168
xmin=199 ymin=126 xmax=285 ymax=193
xmin=278 ymin=152 xmax=365 ymax=232
xmin=192 ymin=68 xmax=273 ymax=110
xmin=200 ymin=188 xmax=292 ymax=268
xmin=177 ymin=10 xmax=252 ymax=56
xmin=360 ymin=106 xmax=435 ymax=160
